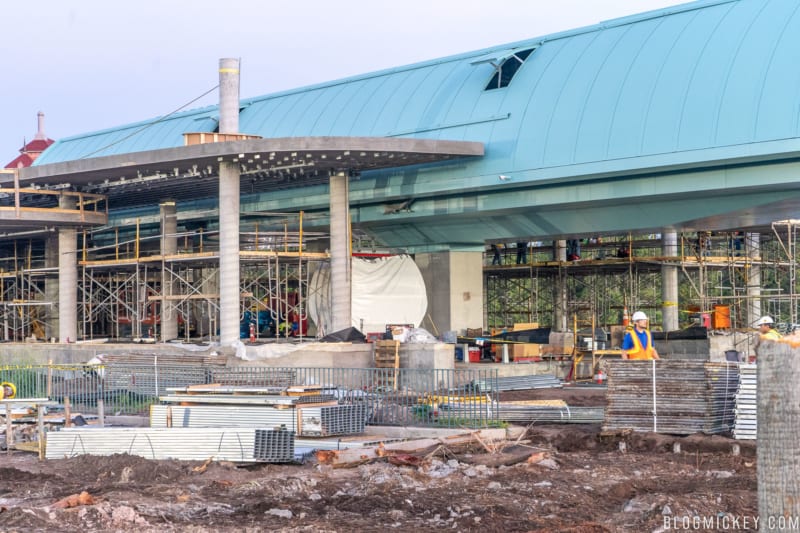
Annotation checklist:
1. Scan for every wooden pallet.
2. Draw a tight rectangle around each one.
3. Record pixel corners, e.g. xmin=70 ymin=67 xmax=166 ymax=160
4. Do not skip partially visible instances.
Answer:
xmin=374 ymin=340 xmax=400 ymax=390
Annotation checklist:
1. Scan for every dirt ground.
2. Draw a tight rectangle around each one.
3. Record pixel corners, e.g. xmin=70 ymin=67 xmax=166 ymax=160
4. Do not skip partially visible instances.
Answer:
xmin=0 ymin=387 xmax=757 ymax=533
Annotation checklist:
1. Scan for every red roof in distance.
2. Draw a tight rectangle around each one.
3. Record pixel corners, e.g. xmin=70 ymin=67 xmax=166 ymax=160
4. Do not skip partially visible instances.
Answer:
xmin=4 ymin=111 xmax=55 ymax=169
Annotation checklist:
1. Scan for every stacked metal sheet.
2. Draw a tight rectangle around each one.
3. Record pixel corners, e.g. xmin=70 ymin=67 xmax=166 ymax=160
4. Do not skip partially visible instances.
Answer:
xmin=602 ymin=360 xmax=739 ymax=435
xmin=733 ymin=364 xmax=757 ymax=440
xmin=441 ymin=402 xmax=604 ymax=424
xmin=150 ymin=404 xmax=368 ymax=437
xmin=45 ymin=427 xmax=295 ymax=463
xmin=497 ymin=405 xmax=605 ymax=424
xmin=471 ymin=374 xmax=563 ymax=392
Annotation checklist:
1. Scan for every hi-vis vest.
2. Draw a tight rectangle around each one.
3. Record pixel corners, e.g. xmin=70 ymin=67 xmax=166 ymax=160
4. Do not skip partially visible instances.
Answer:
xmin=626 ymin=329 xmax=655 ymax=360
xmin=761 ymin=328 xmax=781 ymax=341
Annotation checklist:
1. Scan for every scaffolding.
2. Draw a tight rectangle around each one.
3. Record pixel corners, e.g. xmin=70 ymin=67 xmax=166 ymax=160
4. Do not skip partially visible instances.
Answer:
xmin=0 ymin=213 xmax=330 ymax=342
xmin=483 ymin=230 xmax=799 ymax=334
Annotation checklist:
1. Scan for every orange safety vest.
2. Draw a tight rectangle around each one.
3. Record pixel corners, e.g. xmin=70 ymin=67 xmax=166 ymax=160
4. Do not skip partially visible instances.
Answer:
xmin=625 ymin=329 xmax=655 ymax=360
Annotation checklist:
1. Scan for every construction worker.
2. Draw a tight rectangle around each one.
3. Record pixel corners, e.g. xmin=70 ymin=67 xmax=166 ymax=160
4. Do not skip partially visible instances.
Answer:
xmin=621 ymin=311 xmax=660 ymax=360
xmin=755 ymin=316 xmax=781 ymax=340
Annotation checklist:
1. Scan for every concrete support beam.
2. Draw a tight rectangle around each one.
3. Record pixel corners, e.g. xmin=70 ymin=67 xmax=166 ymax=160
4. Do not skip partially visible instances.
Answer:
xmin=746 ymin=232 xmax=761 ymax=326
xmin=416 ymin=251 xmax=483 ymax=334
xmin=329 ymin=172 xmax=352 ymax=332
xmin=219 ymin=163 xmax=240 ymax=345
xmin=218 ymin=58 xmax=241 ymax=346
xmin=58 ymin=195 xmax=77 ymax=342
xmin=160 ymin=202 xmax=178 ymax=341
xmin=661 ymin=230 xmax=679 ymax=332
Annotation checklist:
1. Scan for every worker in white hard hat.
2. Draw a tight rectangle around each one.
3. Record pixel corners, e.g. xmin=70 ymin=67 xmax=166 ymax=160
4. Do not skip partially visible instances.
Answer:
xmin=621 ymin=311 xmax=660 ymax=360
xmin=755 ymin=316 xmax=781 ymax=341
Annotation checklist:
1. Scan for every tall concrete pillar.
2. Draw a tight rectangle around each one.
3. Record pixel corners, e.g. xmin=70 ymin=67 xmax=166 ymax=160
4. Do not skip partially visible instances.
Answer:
xmin=218 ymin=58 xmax=241 ymax=345
xmin=44 ymin=233 xmax=59 ymax=340
xmin=416 ymin=251 xmax=483 ymax=334
xmin=661 ymin=230 xmax=679 ymax=331
xmin=160 ymin=202 xmax=178 ymax=341
xmin=746 ymin=232 xmax=761 ymax=326
xmin=553 ymin=240 xmax=568 ymax=332
xmin=329 ymin=172 xmax=351 ymax=332
xmin=58 ymin=195 xmax=77 ymax=342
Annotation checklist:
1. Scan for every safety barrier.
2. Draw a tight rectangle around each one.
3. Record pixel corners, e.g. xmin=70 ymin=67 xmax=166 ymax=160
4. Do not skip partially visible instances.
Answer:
xmin=0 ymin=364 xmax=500 ymax=429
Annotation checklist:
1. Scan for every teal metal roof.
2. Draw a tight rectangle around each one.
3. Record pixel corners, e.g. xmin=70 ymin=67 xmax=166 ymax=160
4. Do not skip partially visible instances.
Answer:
xmin=38 ymin=0 xmax=800 ymax=176
xmin=32 ymin=0 xmax=800 ymax=247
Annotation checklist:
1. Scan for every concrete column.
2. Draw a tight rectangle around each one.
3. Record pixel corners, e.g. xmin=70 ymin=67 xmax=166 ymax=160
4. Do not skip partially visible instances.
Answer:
xmin=44 ymin=234 xmax=59 ymax=341
xmin=661 ymin=230 xmax=679 ymax=332
xmin=553 ymin=240 xmax=568 ymax=332
xmin=160 ymin=202 xmax=178 ymax=341
xmin=218 ymin=58 xmax=241 ymax=345
xmin=329 ymin=172 xmax=351 ymax=332
xmin=416 ymin=251 xmax=483 ymax=334
xmin=219 ymin=163 xmax=240 ymax=345
xmin=746 ymin=232 xmax=761 ymax=326
xmin=58 ymin=195 xmax=77 ymax=342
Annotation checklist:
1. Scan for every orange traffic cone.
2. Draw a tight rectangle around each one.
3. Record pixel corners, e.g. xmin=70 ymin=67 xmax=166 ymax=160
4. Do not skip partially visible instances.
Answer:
xmin=594 ymin=369 xmax=606 ymax=384
xmin=622 ymin=306 xmax=629 ymax=327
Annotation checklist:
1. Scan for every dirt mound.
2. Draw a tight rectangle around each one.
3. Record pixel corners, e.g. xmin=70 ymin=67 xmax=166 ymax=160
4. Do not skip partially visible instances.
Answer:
xmin=501 ymin=385 xmax=607 ymax=406
xmin=0 ymin=467 xmax=57 ymax=483
xmin=57 ymin=454 xmax=190 ymax=485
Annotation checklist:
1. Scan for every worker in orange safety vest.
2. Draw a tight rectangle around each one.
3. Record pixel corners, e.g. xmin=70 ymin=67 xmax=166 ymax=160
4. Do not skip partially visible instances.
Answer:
xmin=621 ymin=311 xmax=660 ymax=360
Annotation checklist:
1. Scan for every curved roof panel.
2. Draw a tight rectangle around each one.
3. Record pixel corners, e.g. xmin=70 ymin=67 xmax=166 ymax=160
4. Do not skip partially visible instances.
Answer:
xmin=35 ymin=0 xmax=800 ymax=188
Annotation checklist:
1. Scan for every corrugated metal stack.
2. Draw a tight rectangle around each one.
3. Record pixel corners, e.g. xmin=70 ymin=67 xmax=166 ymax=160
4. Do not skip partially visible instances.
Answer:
xmin=602 ymin=360 xmax=739 ymax=435
xmin=733 ymin=363 xmax=757 ymax=440
xmin=152 ymin=385 xmax=369 ymax=437
xmin=46 ymin=427 xmax=295 ymax=462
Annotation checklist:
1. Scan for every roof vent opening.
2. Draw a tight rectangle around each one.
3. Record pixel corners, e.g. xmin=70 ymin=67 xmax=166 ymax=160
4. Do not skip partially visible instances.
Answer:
xmin=480 ymin=48 xmax=535 ymax=91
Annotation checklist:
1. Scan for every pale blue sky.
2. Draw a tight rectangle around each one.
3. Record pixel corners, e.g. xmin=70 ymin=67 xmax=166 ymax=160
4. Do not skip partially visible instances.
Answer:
xmin=1 ymin=0 xmax=688 ymax=161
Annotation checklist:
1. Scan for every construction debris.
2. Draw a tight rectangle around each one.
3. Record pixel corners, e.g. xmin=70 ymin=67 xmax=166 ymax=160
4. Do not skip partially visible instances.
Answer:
xmin=314 ymin=427 xmax=525 ymax=468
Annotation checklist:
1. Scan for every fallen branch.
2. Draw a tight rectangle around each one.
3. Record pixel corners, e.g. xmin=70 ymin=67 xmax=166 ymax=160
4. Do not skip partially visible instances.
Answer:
xmin=315 ymin=428 xmax=523 ymax=468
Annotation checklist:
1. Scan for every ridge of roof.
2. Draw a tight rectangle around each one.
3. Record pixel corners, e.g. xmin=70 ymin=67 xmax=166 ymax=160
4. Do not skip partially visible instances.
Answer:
xmin=242 ymin=0 xmax=736 ymax=106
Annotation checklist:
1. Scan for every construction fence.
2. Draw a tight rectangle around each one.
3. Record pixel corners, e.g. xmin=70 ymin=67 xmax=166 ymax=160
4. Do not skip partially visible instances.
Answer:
xmin=0 ymin=364 xmax=500 ymax=429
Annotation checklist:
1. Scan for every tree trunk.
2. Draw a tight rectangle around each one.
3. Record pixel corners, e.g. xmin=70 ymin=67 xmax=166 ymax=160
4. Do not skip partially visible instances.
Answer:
xmin=758 ymin=340 xmax=800 ymax=531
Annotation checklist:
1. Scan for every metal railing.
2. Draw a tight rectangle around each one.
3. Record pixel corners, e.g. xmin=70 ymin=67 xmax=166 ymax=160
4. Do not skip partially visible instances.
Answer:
xmin=0 ymin=364 xmax=500 ymax=429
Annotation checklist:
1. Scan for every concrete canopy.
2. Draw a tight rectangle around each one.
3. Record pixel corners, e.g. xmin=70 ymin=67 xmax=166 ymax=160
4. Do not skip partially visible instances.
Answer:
xmin=11 ymin=137 xmax=483 ymax=209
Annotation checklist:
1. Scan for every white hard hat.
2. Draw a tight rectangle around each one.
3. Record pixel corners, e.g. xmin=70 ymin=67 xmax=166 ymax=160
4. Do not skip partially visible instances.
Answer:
xmin=755 ymin=316 xmax=774 ymax=326
xmin=632 ymin=311 xmax=648 ymax=321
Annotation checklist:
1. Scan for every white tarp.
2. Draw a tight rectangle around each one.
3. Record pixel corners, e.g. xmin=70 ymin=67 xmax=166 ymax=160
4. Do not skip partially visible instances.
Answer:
xmin=308 ymin=255 xmax=428 ymax=336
